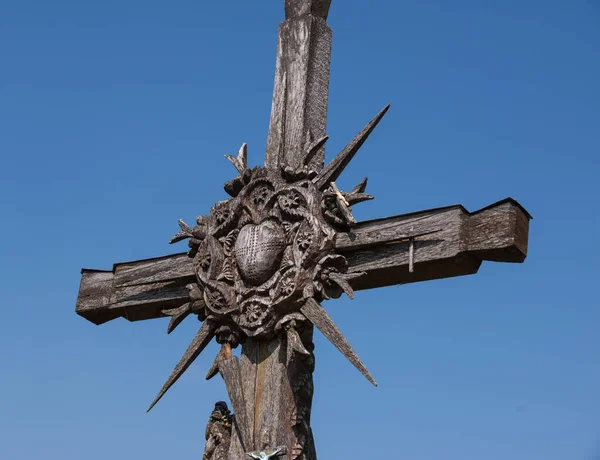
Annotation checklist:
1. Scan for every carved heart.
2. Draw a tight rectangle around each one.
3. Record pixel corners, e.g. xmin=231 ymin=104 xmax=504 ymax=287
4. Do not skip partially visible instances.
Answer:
xmin=234 ymin=220 xmax=286 ymax=286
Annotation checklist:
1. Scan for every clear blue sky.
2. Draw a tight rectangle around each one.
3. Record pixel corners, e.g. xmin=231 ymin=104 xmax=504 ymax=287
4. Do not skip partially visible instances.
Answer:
xmin=1 ymin=1 xmax=599 ymax=459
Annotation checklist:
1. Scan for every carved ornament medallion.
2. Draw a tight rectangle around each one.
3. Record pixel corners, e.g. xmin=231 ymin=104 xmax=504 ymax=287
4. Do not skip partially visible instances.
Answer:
xmin=171 ymin=141 xmax=373 ymax=344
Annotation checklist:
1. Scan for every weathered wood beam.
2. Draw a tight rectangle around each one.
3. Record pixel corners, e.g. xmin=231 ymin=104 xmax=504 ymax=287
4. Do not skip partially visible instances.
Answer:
xmin=265 ymin=1 xmax=332 ymax=170
xmin=336 ymin=197 xmax=530 ymax=291
xmin=76 ymin=254 xmax=194 ymax=325
xmin=76 ymin=198 xmax=530 ymax=325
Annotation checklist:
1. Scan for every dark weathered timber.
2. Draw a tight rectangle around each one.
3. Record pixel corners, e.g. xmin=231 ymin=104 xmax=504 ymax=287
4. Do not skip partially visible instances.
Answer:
xmin=76 ymin=253 xmax=194 ymax=325
xmin=265 ymin=4 xmax=332 ymax=170
xmin=76 ymin=199 xmax=530 ymax=325
xmin=219 ymin=356 xmax=252 ymax=452
xmin=285 ymin=0 xmax=331 ymax=19
xmin=337 ymin=198 xmax=530 ymax=290
xmin=230 ymin=332 xmax=316 ymax=459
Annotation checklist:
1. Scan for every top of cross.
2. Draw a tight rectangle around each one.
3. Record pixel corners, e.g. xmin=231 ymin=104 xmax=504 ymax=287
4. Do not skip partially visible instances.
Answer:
xmin=285 ymin=0 xmax=331 ymax=19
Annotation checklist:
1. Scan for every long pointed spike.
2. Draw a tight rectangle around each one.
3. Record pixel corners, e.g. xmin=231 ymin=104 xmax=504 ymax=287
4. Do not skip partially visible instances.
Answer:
xmin=328 ymin=272 xmax=355 ymax=300
xmin=286 ymin=327 xmax=310 ymax=366
xmin=346 ymin=193 xmax=374 ymax=206
xmin=352 ymin=177 xmax=369 ymax=194
xmin=300 ymin=298 xmax=377 ymax=386
xmin=169 ymin=231 xmax=190 ymax=244
xmin=147 ymin=321 xmax=216 ymax=412
xmin=162 ymin=303 xmax=192 ymax=334
xmin=314 ymin=105 xmax=390 ymax=190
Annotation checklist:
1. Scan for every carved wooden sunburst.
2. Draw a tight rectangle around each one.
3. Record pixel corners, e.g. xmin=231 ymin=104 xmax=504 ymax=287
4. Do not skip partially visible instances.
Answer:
xmin=148 ymin=106 xmax=390 ymax=411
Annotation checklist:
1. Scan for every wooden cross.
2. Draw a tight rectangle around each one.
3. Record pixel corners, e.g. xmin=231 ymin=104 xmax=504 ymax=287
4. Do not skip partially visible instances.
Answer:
xmin=75 ymin=2 xmax=531 ymax=459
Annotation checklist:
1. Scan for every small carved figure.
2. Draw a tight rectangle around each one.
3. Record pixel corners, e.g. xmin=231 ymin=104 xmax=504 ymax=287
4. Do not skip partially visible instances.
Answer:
xmin=203 ymin=402 xmax=233 ymax=460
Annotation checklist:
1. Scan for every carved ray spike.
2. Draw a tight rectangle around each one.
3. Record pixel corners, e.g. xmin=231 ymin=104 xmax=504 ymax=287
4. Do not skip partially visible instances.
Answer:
xmin=304 ymin=135 xmax=329 ymax=166
xmin=170 ymin=232 xmax=190 ymax=244
xmin=206 ymin=343 xmax=232 ymax=381
xmin=162 ymin=303 xmax=192 ymax=334
xmin=178 ymin=219 xmax=193 ymax=233
xmin=147 ymin=321 xmax=216 ymax=412
xmin=170 ymin=219 xmax=194 ymax=244
xmin=225 ymin=143 xmax=248 ymax=174
xmin=300 ymin=298 xmax=377 ymax=386
xmin=346 ymin=193 xmax=374 ymax=206
xmin=328 ymin=272 xmax=355 ymax=300
xmin=314 ymin=105 xmax=391 ymax=190
xmin=352 ymin=177 xmax=369 ymax=194
xmin=286 ymin=327 xmax=310 ymax=366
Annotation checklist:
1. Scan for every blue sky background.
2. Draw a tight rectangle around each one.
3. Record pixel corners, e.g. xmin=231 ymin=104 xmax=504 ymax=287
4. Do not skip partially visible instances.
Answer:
xmin=1 ymin=1 xmax=599 ymax=459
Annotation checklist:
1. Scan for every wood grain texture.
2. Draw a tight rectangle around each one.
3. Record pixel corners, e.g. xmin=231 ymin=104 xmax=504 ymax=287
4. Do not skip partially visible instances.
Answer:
xmin=265 ymin=13 xmax=332 ymax=170
xmin=219 ymin=357 xmax=252 ymax=452
xmin=76 ymin=254 xmax=194 ymax=325
xmin=228 ymin=343 xmax=259 ymax=459
xmin=76 ymin=199 xmax=530 ymax=325
xmin=285 ymin=0 xmax=331 ymax=19
xmin=223 ymin=332 xmax=316 ymax=460
xmin=336 ymin=198 xmax=530 ymax=291
xmin=253 ymin=338 xmax=291 ymax=456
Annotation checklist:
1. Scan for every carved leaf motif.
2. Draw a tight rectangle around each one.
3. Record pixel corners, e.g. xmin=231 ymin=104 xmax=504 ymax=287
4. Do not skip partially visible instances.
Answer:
xmin=217 ymin=258 xmax=235 ymax=284
xmin=220 ymin=229 xmax=239 ymax=256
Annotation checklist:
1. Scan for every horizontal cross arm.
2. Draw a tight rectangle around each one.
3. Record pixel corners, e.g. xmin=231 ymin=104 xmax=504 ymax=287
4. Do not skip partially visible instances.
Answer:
xmin=76 ymin=254 xmax=194 ymax=325
xmin=76 ymin=198 xmax=530 ymax=325
xmin=336 ymin=197 xmax=530 ymax=290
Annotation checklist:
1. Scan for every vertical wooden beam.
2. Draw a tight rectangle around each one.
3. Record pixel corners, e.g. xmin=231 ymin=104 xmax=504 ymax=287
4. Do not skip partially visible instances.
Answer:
xmin=265 ymin=2 xmax=332 ymax=170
